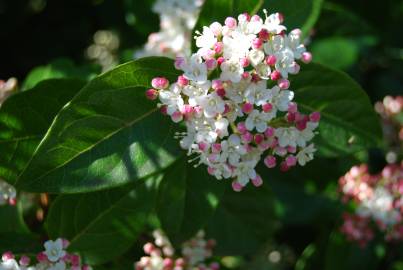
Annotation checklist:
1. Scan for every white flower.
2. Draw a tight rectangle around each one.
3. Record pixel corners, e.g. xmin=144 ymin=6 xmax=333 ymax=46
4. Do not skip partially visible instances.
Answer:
xmin=44 ymin=239 xmax=66 ymax=263
xmin=263 ymin=12 xmax=286 ymax=34
xmin=234 ymin=160 xmax=257 ymax=186
xmin=255 ymin=63 xmax=271 ymax=80
xmin=296 ymin=144 xmax=316 ymax=166
xmin=275 ymin=127 xmax=299 ymax=148
xmin=159 ymin=84 xmax=184 ymax=115
xmin=275 ymin=48 xmax=296 ymax=78
xmin=220 ymin=58 xmax=244 ymax=83
xmin=0 ymin=259 xmax=20 ymax=270
xmin=214 ymin=118 xmax=229 ymax=138
xmin=0 ymin=179 xmax=16 ymax=205
xmin=286 ymin=30 xmax=306 ymax=59
xmin=248 ymin=49 xmax=265 ymax=66
xmin=222 ymin=31 xmax=253 ymax=60
xmin=182 ymin=81 xmax=210 ymax=106
xmin=47 ymin=262 xmax=65 ymax=270
xmin=268 ymin=86 xmax=294 ymax=111
xmin=245 ymin=110 xmax=272 ymax=133
xmin=182 ymin=55 xmax=208 ymax=83
xmin=263 ymin=35 xmax=285 ymax=56
xmin=196 ymin=26 xmax=217 ymax=50
xmin=220 ymin=134 xmax=247 ymax=166
xmin=225 ymin=80 xmax=249 ymax=104
xmin=244 ymin=80 xmax=270 ymax=105
xmin=197 ymin=92 xmax=225 ymax=118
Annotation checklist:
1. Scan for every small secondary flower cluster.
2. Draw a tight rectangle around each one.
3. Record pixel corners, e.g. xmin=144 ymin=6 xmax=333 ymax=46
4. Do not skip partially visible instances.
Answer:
xmin=1 ymin=238 xmax=92 ymax=270
xmin=339 ymin=164 xmax=403 ymax=246
xmin=135 ymin=230 xmax=219 ymax=270
xmin=134 ymin=0 xmax=204 ymax=58
xmin=146 ymin=10 xmax=320 ymax=191
xmin=0 ymin=178 xmax=16 ymax=206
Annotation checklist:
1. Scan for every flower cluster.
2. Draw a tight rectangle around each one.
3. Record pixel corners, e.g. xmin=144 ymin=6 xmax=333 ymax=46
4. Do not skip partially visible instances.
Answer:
xmin=0 ymin=178 xmax=16 ymax=206
xmin=146 ymin=10 xmax=320 ymax=191
xmin=375 ymin=95 xmax=403 ymax=164
xmin=134 ymin=0 xmax=204 ymax=58
xmin=1 ymin=238 xmax=92 ymax=270
xmin=339 ymin=164 xmax=403 ymax=246
xmin=135 ymin=230 xmax=219 ymax=270
xmin=0 ymin=77 xmax=17 ymax=105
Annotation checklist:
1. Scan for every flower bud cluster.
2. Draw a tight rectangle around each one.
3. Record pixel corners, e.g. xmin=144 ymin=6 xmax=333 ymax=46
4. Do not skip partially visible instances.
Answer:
xmin=135 ymin=230 xmax=219 ymax=270
xmin=1 ymin=238 xmax=92 ymax=270
xmin=147 ymin=10 xmax=320 ymax=191
xmin=0 ymin=178 xmax=16 ymax=206
xmin=339 ymin=164 xmax=403 ymax=246
xmin=134 ymin=0 xmax=204 ymax=58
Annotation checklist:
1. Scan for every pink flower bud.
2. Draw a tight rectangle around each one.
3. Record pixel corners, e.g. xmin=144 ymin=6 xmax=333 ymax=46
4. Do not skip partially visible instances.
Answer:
xmin=242 ymin=72 xmax=251 ymax=79
xmin=242 ymin=12 xmax=251 ymax=21
xmin=202 ymin=49 xmax=216 ymax=60
xmin=177 ymin=75 xmax=189 ymax=87
xmin=217 ymin=57 xmax=225 ymax=66
xmin=242 ymin=102 xmax=253 ymax=114
xmin=232 ymin=181 xmax=243 ymax=192
xmin=212 ymin=80 xmax=223 ymax=90
xmin=252 ymin=38 xmax=263 ymax=49
xmin=214 ymin=42 xmax=223 ymax=54
xmin=278 ymin=13 xmax=284 ymax=23
xmin=145 ymin=89 xmax=158 ymax=100
xmin=61 ymin=238 xmax=70 ymax=248
xmin=242 ymin=132 xmax=253 ymax=143
xmin=262 ymin=103 xmax=273 ymax=112
xmin=206 ymin=59 xmax=217 ymax=70
xmin=143 ymin=243 xmax=154 ymax=254
xmin=254 ymin=134 xmax=264 ymax=144
xmin=251 ymin=15 xmax=261 ymax=22
xmin=237 ymin=122 xmax=247 ymax=134
xmin=280 ymin=161 xmax=290 ymax=172
xmin=278 ymin=79 xmax=290 ymax=89
xmin=210 ymin=22 xmax=222 ymax=36
xmin=291 ymin=28 xmax=302 ymax=36
xmin=240 ymin=57 xmax=250 ymax=67
xmin=252 ymin=175 xmax=263 ymax=187
xmin=212 ymin=143 xmax=222 ymax=153
xmin=198 ymin=142 xmax=208 ymax=152
xmin=2 ymin=251 xmax=14 ymax=261
xmin=171 ymin=111 xmax=183 ymax=123
xmin=225 ymin=17 xmax=237 ymax=29
xmin=174 ymin=57 xmax=185 ymax=70
xmin=216 ymin=88 xmax=226 ymax=97
xmin=151 ymin=77 xmax=169 ymax=89
xmin=207 ymin=167 xmax=216 ymax=175
xmin=301 ymin=52 xmax=313 ymax=64
xmin=19 ymin=255 xmax=30 ymax=266
xmin=160 ymin=105 xmax=168 ymax=115
xmin=264 ymin=127 xmax=275 ymax=137
xmin=265 ymin=55 xmax=277 ymax=66
xmin=8 ymin=197 xmax=16 ymax=206
xmin=210 ymin=262 xmax=220 ymax=270
xmin=290 ymin=63 xmax=300 ymax=74
xmin=287 ymin=146 xmax=297 ymax=153
xmin=259 ymin=29 xmax=269 ymax=40
xmin=296 ymin=120 xmax=307 ymax=131
xmin=175 ymin=258 xmax=185 ymax=267
xmin=70 ymin=255 xmax=80 ymax=266
xmin=287 ymin=112 xmax=296 ymax=122
xmin=264 ymin=155 xmax=276 ymax=168
xmin=270 ymin=70 xmax=281 ymax=81
xmin=286 ymin=155 xmax=297 ymax=167
xmin=310 ymin=111 xmax=321 ymax=122
xmin=37 ymin=252 xmax=48 ymax=262
xmin=223 ymin=104 xmax=231 ymax=114
xmin=163 ymin=258 xmax=174 ymax=267
xmin=82 ymin=265 xmax=92 ymax=270
xmin=288 ymin=102 xmax=298 ymax=113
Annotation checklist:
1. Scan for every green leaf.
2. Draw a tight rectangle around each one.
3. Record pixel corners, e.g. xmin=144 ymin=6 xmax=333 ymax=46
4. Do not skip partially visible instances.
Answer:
xmin=192 ymin=0 xmax=264 ymax=49
xmin=156 ymin=158 xmax=226 ymax=244
xmin=262 ymin=0 xmax=323 ymax=35
xmin=0 ymin=233 xmax=41 ymax=255
xmin=46 ymin=175 xmax=162 ymax=265
xmin=14 ymin=57 xmax=182 ymax=193
xmin=291 ymin=63 xmax=382 ymax=157
xmin=206 ymin=182 xmax=277 ymax=255
xmin=311 ymin=37 xmax=359 ymax=69
xmin=324 ymin=233 xmax=381 ymax=270
xmin=0 ymin=79 xmax=86 ymax=184
xmin=0 ymin=203 xmax=29 ymax=233
xmin=23 ymin=58 xmax=99 ymax=90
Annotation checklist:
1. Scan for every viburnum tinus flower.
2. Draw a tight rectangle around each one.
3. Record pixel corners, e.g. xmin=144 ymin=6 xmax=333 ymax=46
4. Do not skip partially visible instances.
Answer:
xmin=134 ymin=0 xmax=204 ymax=58
xmin=1 ymin=238 xmax=93 ymax=270
xmin=147 ymin=10 xmax=320 ymax=191
xmin=134 ymin=230 xmax=219 ymax=270
xmin=0 ymin=178 xmax=17 ymax=206
xmin=339 ymin=164 xmax=403 ymax=246
xmin=0 ymin=77 xmax=17 ymax=105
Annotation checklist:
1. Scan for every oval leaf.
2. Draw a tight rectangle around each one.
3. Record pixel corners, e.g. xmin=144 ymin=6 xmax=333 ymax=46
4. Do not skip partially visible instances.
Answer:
xmin=291 ymin=63 xmax=382 ymax=157
xmin=0 ymin=79 xmax=85 ymax=184
xmin=15 ymin=57 xmax=181 ymax=193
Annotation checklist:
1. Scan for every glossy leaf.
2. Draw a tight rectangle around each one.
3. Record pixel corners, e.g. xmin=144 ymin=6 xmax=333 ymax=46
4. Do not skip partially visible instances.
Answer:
xmin=46 ymin=175 xmax=162 ymax=265
xmin=156 ymin=158 xmax=226 ymax=244
xmin=206 ymin=182 xmax=277 ymax=255
xmin=291 ymin=63 xmax=383 ymax=157
xmin=14 ymin=57 xmax=181 ymax=193
xmin=0 ymin=79 xmax=86 ymax=184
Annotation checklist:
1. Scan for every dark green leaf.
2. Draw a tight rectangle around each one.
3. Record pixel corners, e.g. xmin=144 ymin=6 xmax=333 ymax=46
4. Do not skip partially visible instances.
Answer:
xmin=206 ymin=182 xmax=277 ymax=255
xmin=0 ymin=79 xmax=86 ymax=184
xmin=46 ymin=175 xmax=162 ymax=265
xmin=14 ymin=57 xmax=182 ymax=193
xmin=156 ymin=158 xmax=226 ymax=244
xmin=291 ymin=63 xmax=383 ymax=157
